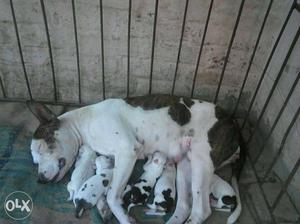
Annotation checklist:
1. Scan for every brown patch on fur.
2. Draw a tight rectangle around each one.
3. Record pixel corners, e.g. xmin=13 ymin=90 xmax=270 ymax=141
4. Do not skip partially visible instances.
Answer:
xmin=33 ymin=118 xmax=60 ymax=144
xmin=168 ymin=103 xmax=191 ymax=126
xmin=125 ymin=94 xmax=192 ymax=126
xmin=125 ymin=94 xmax=181 ymax=110
xmin=208 ymin=118 xmax=239 ymax=168
xmin=182 ymin=97 xmax=194 ymax=108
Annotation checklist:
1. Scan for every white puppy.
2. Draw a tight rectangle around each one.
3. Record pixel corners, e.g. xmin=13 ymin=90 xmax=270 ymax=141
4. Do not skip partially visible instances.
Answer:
xmin=146 ymin=162 xmax=176 ymax=215
xmin=123 ymin=152 xmax=167 ymax=211
xmin=210 ymin=174 xmax=241 ymax=224
xmin=74 ymin=155 xmax=114 ymax=218
xmin=67 ymin=145 xmax=96 ymax=201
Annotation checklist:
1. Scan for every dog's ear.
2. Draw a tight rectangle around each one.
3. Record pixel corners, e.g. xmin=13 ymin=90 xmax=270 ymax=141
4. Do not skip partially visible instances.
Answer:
xmin=26 ymin=101 xmax=57 ymax=124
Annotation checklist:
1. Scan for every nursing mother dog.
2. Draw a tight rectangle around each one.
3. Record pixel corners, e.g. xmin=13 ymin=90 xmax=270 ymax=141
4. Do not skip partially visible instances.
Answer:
xmin=27 ymin=94 xmax=244 ymax=224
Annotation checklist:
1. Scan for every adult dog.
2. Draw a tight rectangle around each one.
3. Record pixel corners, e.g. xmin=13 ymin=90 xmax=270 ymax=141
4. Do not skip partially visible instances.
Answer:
xmin=28 ymin=94 xmax=244 ymax=224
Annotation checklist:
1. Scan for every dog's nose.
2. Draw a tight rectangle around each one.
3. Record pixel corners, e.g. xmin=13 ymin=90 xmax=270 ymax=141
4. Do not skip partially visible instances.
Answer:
xmin=37 ymin=173 xmax=49 ymax=184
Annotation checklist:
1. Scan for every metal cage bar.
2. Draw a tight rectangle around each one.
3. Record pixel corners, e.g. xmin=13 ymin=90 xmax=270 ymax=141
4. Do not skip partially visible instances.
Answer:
xmin=271 ymin=157 xmax=300 ymax=212
xmin=149 ymin=0 xmax=159 ymax=94
xmin=254 ymin=71 xmax=300 ymax=164
xmin=10 ymin=0 xmax=33 ymax=100
xmin=40 ymin=0 xmax=57 ymax=102
xmin=246 ymin=153 xmax=277 ymax=223
xmin=171 ymin=0 xmax=189 ymax=95
xmin=71 ymin=0 xmax=82 ymax=104
xmin=127 ymin=0 xmax=132 ymax=97
xmin=99 ymin=0 xmax=106 ymax=99
xmin=0 ymin=97 xmax=86 ymax=107
xmin=190 ymin=0 xmax=214 ymax=98
xmin=246 ymin=28 xmax=300 ymax=144
xmin=262 ymin=105 xmax=300 ymax=181
xmin=233 ymin=0 xmax=273 ymax=116
xmin=241 ymin=2 xmax=296 ymax=129
xmin=214 ymin=0 xmax=245 ymax=104
xmin=0 ymin=76 xmax=6 ymax=98
xmin=0 ymin=1 xmax=299 ymax=221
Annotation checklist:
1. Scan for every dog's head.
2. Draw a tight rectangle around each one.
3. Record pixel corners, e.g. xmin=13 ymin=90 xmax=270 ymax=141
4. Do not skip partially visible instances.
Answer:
xmin=143 ymin=152 xmax=167 ymax=172
xmin=95 ymin=155 xmax=114 ymax=172
xmin=27 ymin=101 xmax=78 ymax=183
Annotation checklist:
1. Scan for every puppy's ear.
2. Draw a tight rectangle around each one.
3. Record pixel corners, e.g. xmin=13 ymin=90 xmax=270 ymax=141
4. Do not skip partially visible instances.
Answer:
xmin=26 ymin=101 xmax=57 ymax=124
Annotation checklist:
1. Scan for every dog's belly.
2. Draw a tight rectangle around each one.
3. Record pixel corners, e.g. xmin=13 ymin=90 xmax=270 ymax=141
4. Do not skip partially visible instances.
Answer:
xmin=126 ymin=103 xmax=216 ymax=160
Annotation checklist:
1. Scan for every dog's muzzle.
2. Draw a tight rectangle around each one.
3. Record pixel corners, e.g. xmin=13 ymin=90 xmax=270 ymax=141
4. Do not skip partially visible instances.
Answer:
xmin=37 ymin=172 xmax=59 ymax=184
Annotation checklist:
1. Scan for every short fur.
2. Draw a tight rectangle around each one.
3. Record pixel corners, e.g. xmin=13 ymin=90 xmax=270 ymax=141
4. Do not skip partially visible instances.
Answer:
xmin=74 ymin=156 xmax=114 ymax=218
xmin=28 ymin=94 xmax=244 ymax=224
xmin=123 ymin=152 xmax=166 ymax=211
xmin=66 ymin=145 xmax=96 ymax=202
xmin=146 ymin=162 xmax=176 ymax=214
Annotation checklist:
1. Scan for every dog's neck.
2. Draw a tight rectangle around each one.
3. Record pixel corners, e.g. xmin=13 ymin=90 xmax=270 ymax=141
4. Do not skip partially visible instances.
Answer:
xmin=58 ymin=112 xmax=83 ymax=157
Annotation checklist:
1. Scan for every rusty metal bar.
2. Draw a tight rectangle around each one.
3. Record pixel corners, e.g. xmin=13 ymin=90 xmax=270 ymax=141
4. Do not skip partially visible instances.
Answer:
xmin=171 ymin=0 xmax=189 ymax=95
xmin=214 ymin=0 xmax=245 ymax=103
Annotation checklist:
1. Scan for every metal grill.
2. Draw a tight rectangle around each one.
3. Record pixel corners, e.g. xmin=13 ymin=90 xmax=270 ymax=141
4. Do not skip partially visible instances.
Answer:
xmin=0 ymin=0 xmax=299 ymax=220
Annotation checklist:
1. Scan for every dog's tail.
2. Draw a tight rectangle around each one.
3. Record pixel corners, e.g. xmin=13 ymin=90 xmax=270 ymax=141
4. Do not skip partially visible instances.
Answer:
xmin=227 ymin=131 xmax=246 ymax=224
xmin=227 ymin=175 xmax=242 ymax=224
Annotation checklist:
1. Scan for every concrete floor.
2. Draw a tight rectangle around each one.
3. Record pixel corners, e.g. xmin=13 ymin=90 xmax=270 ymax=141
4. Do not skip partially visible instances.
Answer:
xmin=0 ymin=101 xmax=299 ymax=224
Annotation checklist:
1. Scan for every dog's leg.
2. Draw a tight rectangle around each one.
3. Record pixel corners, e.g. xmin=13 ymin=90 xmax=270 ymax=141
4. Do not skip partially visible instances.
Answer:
xmin=96 ymin=195 xmax=112 ymax=222
xmin=107 ymin=150 xmax=137 ymax=224
xmin=185 ymin=141 xmax=213 ymax=224
xmin=166 ymin=157 xmax=191 ymax=224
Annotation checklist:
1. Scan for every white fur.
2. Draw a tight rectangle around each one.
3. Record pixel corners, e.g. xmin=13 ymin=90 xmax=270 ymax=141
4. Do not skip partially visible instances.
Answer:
xmin=210 ymin=174 xmax=236 ymax=209
xmin=66 ymin=145 xmax=96 ymax=201
xmin=74 ymin=155 xmax=114 ymax=217
xmin=227 ymin=176 xmax=242 ymax=224
xmin=146 ymin=163 xmax=176 ymax=214
xmin=30 ymin=98 xmax=230 ymax=224
xmin=126 ymin=152 xmax=167 ymax=211
xmin=210 ymin=174 xmax=241 ymax=224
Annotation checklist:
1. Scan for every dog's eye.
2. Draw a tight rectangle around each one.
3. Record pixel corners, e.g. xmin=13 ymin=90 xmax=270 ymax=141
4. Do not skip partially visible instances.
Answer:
xmin=58 ymin=158 xmax=66 ymax=169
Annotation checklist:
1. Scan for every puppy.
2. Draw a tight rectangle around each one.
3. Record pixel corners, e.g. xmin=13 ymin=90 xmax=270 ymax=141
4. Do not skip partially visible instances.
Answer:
xmin=67 ymin=145 xmax=96 ymax=201
xmin=123 ymin=151 xmax=167 ymax=211
xmin=74 ymin=155 xmax=114 ymax=218
xmin=210 ymin=174 xmax=241 ymax=224
xmin=210 ymin=174 xmax=236 ymax=210
xmin=146 ymin=162 xmax=176 ymax=215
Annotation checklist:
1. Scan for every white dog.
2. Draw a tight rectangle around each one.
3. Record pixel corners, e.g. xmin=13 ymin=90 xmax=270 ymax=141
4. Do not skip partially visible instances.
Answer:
xmin=146 ymin=162 xmax=176 ymax=215
xmin=74 ymin=155 xmax=114 ymax=218
xmin=67 ymin=145 xmax=96 ymax=201
xmin=28 ymin=94 xmax=243 ymax=224
xmin=123 ymin=152 xmax=167 ymax=211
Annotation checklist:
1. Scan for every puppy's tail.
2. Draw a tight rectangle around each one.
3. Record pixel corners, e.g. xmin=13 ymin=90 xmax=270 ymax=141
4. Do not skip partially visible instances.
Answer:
xmin=227 ymin=175 xmax=242 ymax=224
